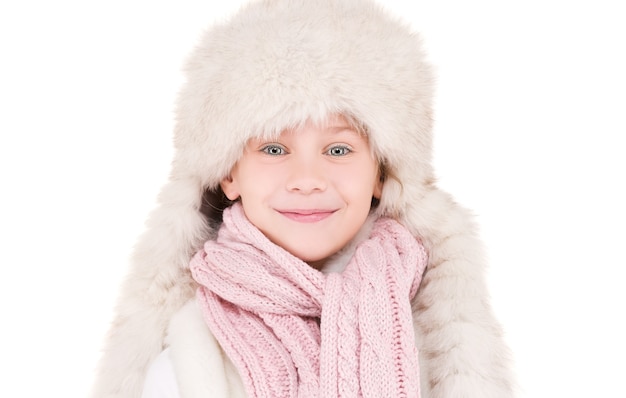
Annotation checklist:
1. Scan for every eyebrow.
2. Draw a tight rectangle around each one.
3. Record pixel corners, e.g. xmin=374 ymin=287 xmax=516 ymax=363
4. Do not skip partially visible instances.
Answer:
xmin=277 ymin=121 xmax=362 ymax=137
xmin=329 ymin=126 xmax=368 ymax=140
xmin=327 ymin=124 xmax=357 ymax=133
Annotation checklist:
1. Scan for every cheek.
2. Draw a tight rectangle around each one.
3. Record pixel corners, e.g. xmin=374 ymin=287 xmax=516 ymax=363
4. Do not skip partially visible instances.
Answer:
xmin=237 ymin=163 xmax=283 ymax=198
xmin=335 ymin=164 xmax=379 ymax=199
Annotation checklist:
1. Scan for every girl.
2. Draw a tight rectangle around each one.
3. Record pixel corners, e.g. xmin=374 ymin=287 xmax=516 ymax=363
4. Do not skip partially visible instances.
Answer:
xmin=92 ymin=0 xmax=516 ymax=397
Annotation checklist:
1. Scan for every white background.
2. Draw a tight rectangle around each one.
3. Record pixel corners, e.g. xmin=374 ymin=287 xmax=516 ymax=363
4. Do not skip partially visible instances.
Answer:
xmin=1 ymin=1 xmax=624 ymax=397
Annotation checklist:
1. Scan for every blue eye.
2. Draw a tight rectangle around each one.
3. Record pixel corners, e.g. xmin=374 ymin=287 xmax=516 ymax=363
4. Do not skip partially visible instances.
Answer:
xmin=261 ymin=145 xmax=286 ymax=155
xmin=326 ymin=145 xmax=351 ymax=156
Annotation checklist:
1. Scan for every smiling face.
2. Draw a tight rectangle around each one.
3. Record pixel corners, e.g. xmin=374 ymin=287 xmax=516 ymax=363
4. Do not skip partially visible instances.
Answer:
xmin=220 ymin=115 xmax=382 ymax=269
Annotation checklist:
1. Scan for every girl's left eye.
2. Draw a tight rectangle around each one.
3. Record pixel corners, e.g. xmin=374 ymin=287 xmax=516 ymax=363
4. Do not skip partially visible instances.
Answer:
xmin=326 ymin=145 xmax=351 ymax=156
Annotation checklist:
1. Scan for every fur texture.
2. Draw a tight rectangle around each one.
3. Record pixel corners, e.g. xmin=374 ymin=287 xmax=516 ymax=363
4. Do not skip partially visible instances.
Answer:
xmin=91 ymin=0 xmax=516 ymax=397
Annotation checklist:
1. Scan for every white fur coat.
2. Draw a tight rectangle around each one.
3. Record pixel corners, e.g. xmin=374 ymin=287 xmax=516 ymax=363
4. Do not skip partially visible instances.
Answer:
xmin=91 ymin=0 xmax=516 ymax=397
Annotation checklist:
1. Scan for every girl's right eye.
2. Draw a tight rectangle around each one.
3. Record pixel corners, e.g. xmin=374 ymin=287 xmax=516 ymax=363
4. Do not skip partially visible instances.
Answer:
xmin=261 ymin=144 xmax=286 ymax=156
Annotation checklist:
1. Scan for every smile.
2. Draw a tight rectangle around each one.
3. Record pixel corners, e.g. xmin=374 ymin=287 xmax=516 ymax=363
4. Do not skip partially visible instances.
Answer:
xmin=277 ymin=209 xmax=337 ymax=223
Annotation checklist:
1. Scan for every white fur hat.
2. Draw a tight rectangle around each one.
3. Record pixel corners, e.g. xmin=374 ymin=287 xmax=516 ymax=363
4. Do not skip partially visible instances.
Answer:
xmin=92 ymin=0 xmax=515 ymax=397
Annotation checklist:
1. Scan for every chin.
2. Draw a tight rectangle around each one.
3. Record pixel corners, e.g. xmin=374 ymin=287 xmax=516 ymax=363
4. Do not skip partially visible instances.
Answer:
xmin=290 ymin=249 xmax=333 ymax=268
xmin=296 ymin=252 xmax=327 ymax=264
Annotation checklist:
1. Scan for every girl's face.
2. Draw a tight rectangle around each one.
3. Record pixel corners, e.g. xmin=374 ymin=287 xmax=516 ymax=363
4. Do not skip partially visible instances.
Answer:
xmin=220 ymin=115 xmax=382 ymax=268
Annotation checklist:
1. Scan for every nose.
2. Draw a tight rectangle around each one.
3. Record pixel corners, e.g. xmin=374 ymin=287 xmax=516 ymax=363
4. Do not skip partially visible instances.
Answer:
xmin=285 ymin=155 xmax=327 ymax=194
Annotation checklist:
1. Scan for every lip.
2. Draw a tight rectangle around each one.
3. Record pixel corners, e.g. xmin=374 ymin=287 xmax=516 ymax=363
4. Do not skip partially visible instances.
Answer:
xmin=277 ymin=209 xmax=337 ymax=223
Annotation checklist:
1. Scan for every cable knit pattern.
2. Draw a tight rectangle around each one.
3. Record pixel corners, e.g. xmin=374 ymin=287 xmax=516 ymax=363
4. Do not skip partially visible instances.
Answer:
xmin=190 ymin=203 xmax=428 ymax=398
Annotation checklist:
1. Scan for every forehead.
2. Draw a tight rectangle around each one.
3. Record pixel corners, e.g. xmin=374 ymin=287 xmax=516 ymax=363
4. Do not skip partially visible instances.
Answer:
xmin=255 ymin=113 xmax=367 ymax=142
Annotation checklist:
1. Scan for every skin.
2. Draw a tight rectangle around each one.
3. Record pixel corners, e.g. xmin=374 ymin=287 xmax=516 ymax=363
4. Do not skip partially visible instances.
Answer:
xmin=220 ymin=115 xmax=382 ymax=269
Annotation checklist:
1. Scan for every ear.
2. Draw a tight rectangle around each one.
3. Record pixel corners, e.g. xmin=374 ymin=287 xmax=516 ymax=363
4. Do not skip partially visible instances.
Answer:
xmin=220 ymin=175 xmax=240 ymax=201
xmin=373 ymin=165 xmax=384 ymax=199
xmin=373 ymin=178 xmax=383 ymax=199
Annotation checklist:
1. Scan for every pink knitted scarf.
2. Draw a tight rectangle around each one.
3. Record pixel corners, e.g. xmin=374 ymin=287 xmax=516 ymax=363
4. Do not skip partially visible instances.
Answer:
xmin=190 ymin=203 xmax=428 ymax=398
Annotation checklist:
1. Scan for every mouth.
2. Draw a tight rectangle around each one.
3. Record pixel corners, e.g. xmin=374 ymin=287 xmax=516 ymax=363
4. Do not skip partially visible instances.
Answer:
xmin=277 ymin=209 xmax=337 ymax=223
